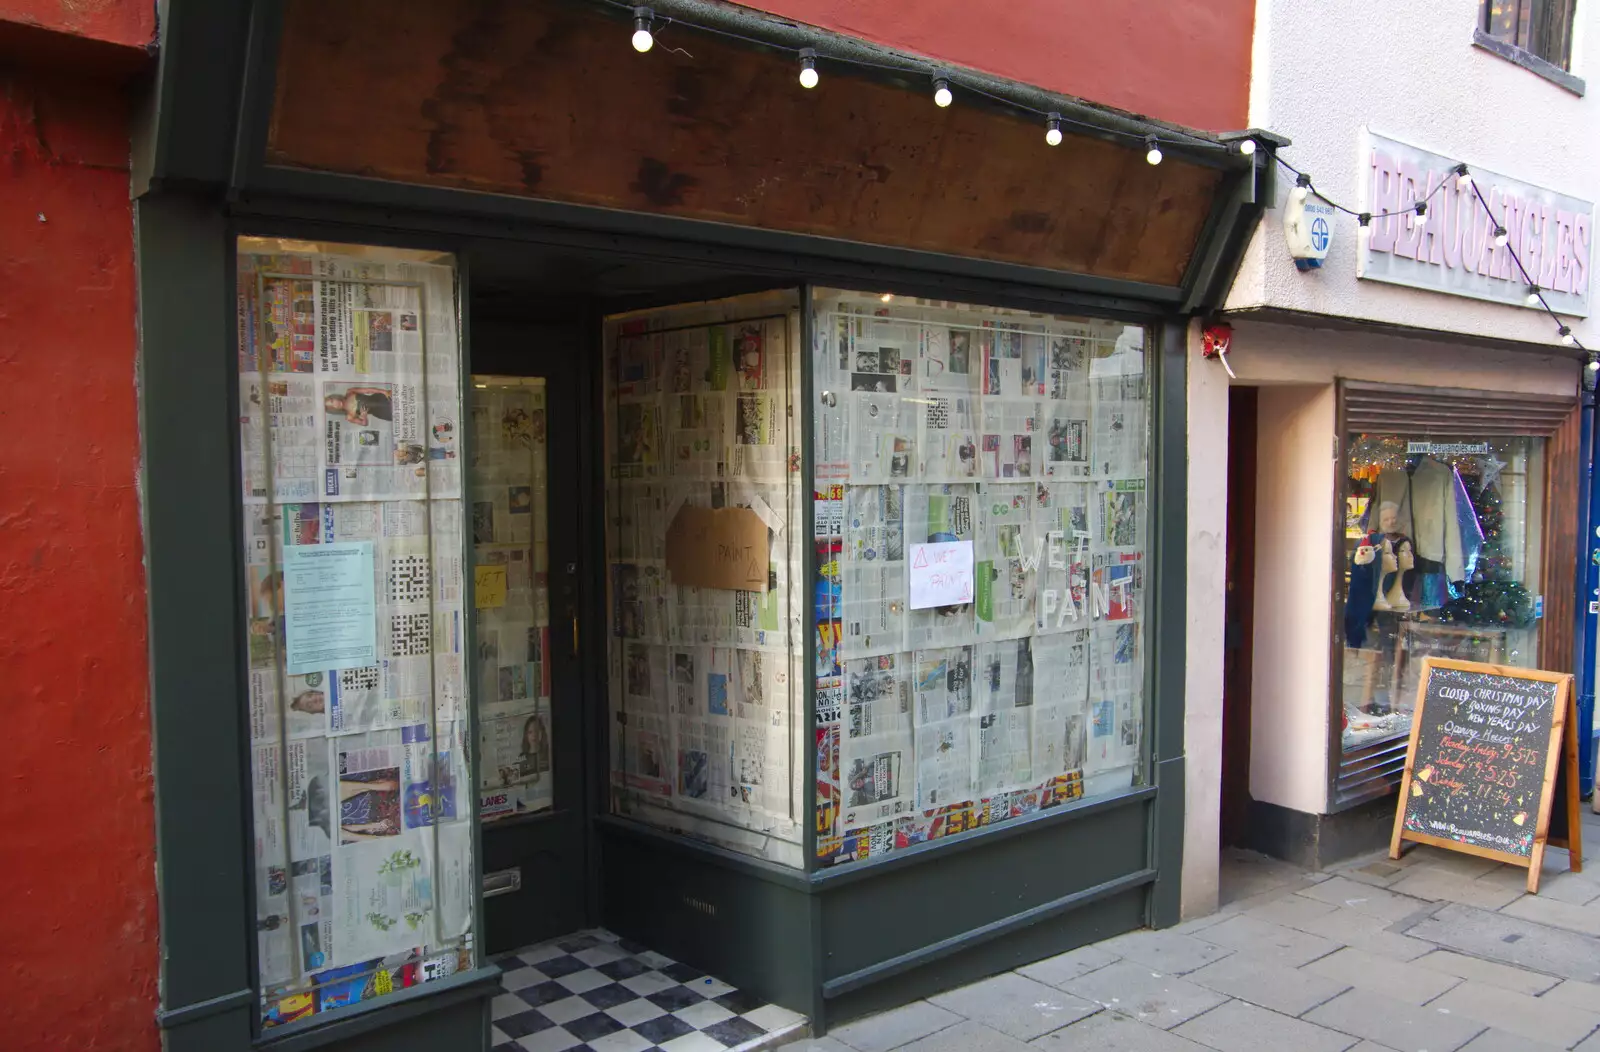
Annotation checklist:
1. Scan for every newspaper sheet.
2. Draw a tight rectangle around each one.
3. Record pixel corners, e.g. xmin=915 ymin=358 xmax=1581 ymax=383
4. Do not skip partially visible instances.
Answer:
xmin=975 ymin=708 xmax=1031 ymax=796
xmin=920 ymin=326 xmax=981 ymax=395
xmin=840 ymin=654 xmax=914 ymax=826
xmin=980 ymin=399 xmax=1040 ymax=480
xmin=918 ymin=393 xmax=979 ymax=481
xmin=915 ymin=716 xmax=973 ymax=810
xmin=1087 ymin=623 xmax=1142 ymax=774
xmin=912 ymin=646 xmax=974 ymax=723
xmin=1034 ymin=482 xmax=1093 ymax=632
xmin=976 ymin=484 xmax=1036 ymax=640
xmin=841 ymin=485 xmax=906 ymax=657
xmin=849 ymin=392 xmax=916 ymax=482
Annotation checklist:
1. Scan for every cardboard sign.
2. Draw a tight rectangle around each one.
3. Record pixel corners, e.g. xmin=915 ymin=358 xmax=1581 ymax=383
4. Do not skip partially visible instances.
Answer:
xmin=474 ymin=565 xmax=507 ymax=609
xmin=908 ymin=540 xmax=974 ymax=609
xmin=1391 ymin=657 xmax=1582 ymax=893
xmin=665 ymin=505 xmax=769 ymax=591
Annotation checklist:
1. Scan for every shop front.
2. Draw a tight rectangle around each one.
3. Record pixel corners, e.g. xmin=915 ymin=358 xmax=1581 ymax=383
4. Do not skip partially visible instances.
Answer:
xmin=137 ymin=2 xmax=1268 ymax=1049
xmin=1204 ymin=319 xmax=1582 ymax=869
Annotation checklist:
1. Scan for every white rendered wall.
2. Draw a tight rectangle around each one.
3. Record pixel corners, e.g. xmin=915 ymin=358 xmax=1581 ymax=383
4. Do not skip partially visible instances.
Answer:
xmin=1183 ymin=320 xmax=1228 ymax=919
xmin=1230 ymin=0 xmax=1600 ymax=350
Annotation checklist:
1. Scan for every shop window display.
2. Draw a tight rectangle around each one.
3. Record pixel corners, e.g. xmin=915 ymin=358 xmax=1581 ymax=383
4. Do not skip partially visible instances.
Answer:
xmin=811 ymin=290 xmax=1150 ymax=867
xmin=235 ymin=240 xmax=477 ymax=1029
xmin=1340 ymin=435 xmax=1543 ymax=751
xmin=602 ymin=292 xmax=806 ymax=867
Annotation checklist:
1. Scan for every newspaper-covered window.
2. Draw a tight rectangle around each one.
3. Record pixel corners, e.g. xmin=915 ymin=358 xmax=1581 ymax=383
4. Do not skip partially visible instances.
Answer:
xmin=603 ymin=292 xmax=805 ymax=868
xmin=471 ymin=376 xmax=554 ymax=820
xmin=236 ymin=239 xmax=476 ymax=1029
xmin=813 ymin=289 xmax=1149 ymax=867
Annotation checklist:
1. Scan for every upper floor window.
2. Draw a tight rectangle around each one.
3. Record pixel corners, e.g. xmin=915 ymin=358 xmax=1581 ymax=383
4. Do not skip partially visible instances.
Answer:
xmin=1482 ymin=0 xmax=1578 ymax=71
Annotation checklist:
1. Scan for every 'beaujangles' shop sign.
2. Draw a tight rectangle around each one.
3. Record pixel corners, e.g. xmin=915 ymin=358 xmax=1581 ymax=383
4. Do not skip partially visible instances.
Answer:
xmin=1360 ymin=129 xmax=1593 ymax=317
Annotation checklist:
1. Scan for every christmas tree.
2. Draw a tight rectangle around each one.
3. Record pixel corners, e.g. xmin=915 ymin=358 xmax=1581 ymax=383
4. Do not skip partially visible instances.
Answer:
xmin=1439 ymin=466 xmax=1535 ymax=629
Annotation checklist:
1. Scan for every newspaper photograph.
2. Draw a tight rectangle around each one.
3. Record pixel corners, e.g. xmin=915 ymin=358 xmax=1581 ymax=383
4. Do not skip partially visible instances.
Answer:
xmin=983 ymin=327 xmax=1048 ymax=397
xmin=976 ymin=638 xmax=1035 ymax=712
xmin=840 ymin=654 xmax=914 ymax=826
xmin=674 ymin=714 xmax=731 ymax=809
xmin=979 ymin=399 xmax=1040 ymax=480
xmin=1098 ymin=479 xmax=1146 ymax=551
xmin=1092 ymin=551 xmax=1143 ymax=622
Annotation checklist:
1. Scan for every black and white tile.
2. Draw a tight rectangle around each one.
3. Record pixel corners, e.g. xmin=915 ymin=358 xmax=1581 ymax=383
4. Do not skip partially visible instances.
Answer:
xmin=491 ymin=930 xmax=805 ymax=1052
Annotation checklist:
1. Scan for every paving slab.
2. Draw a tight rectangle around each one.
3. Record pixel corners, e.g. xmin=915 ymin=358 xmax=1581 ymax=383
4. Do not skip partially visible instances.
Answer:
xmin=894 ymin=1019 xmax=1035 ymax=1052
xmin=1302 ymin=987 xmax=1486 ymax=1052
xmin=1061 ymin=960 xmax=1228 ymax=1030
xmin=1300 ymin=876 xmax=1429 ymax=923
xmin=1537 ymin=872 xmax=1600 ymax=906
xmin=1499 ymin=895 xmax=1600 ymax=937
xmin=781 ymin=1040 xmax=856 ymax=1052
xmin=926 ymin=972 xmax=1098 ymax=1041
xmin=1543 ymin=979 xmax=1600 ymax=1014
xmin=1339 ymin=860 xmax=1408 ymax=888
xmin=1401 ymin=849 xmax=1503 ymax=880
xmin=1410 ymin=949 xmax=1560 ymax=995
xmin=1385 ymin=869 xmax=1525 ymax=911
xmin=1456 ymin=1028 xmax=1567 ymax=1051
xmin=1241 ymin=893 xmax=1338 ymax=929
xmin=1172 ymin=998 xmax=1358 ymax=1052
xmin=829 ymin=1001 xmax=961 ymax=1052
xmin=1428 ymin=980 xmax=1600 ymax=1049
xmin=1030 ymin=1011 xmax=1214 ymax=1051
xmin=1302 ymin=946 xmax=1462 ymax=1006
xmin=1293 ymin=907 xmax=1434 ymax=962
xmin=1016 ymin=944 xmax=1121 ymax=989
xmin=1199 ymin=914 xmax=1342 ymax=968
xmin=1185 ymin=953 xmax=1350 ymax=1016
xmin=1402 ymin=903 xmax=1600 ymax=983
xmin=1098 ymin=929 xmax=1234 ymax=975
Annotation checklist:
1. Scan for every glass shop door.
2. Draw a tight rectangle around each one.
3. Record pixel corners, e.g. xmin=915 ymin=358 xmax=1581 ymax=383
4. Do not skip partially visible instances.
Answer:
xmin=470 ymin=353 xmax=591 ymax=953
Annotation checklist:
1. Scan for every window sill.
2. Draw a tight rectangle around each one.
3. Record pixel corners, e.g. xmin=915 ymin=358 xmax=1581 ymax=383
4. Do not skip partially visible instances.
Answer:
xmin=1473 ymin=28 xmax=1585 ymax=96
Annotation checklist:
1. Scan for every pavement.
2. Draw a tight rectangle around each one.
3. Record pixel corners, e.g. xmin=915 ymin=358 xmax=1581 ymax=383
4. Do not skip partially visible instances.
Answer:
xmin=789 ymin=805 xmax=1600 ymax=1052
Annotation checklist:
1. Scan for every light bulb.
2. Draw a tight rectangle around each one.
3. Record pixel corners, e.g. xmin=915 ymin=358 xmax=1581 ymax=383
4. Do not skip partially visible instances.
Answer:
xmin=798 ymin=48 xmax=818 ymax=89
xmin=933 ymin=77 xmax=953 ymax=108
xmin=879 ymin=293 xmax=894 ymax=303
xmin=631 ymin=9 xmax=654 ymax=52
xmin=1456 ymin=164 xmax=1473 ymax=191
xmin=1493 ymin=225 xmax=1509 ymax=248
xmin=1144 ymin=135 xmax=1162 ymax=165
xmin=1561 ymin=326 xmax=1577 ymax=347
xmin=1045 ymin=112 xmax=1063 ymax=147
xmin=1414 ymin=202 xmax=1428 ymax=227
xmin=1238 ymin=138 xmax=1257 ymax=156
xmin=1290 ymin=186 xmax=1308 ymax=205
xmin=1527 ymin=285 xmax=1541 ymax=306
xmin=1588 ymin=357 xmax=1599 ymax=372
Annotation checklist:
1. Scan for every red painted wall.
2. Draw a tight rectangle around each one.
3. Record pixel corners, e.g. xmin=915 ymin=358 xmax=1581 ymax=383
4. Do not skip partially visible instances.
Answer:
xmin=0 ymin=66 xmax=158 ymax=1052
xmin=743 ymin=0 xmax=1254 ymax=132
xmin=0 ymin=0 xmax=154 ymax=49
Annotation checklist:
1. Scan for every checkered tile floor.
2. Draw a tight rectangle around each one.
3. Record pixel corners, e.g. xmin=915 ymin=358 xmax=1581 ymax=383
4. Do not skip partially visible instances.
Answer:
xmin=491 ymin=930 xmax=806 ymax=1052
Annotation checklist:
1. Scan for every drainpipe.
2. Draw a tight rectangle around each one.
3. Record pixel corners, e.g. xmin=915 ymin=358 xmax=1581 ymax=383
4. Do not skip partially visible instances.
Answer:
xmin=1580 ymin=377 xmax=1598 ymax=797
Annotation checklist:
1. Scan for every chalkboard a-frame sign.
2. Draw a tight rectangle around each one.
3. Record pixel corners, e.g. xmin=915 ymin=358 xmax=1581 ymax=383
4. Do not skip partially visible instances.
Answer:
xmin=1390 ymin=657 xmax=1582 ymax=893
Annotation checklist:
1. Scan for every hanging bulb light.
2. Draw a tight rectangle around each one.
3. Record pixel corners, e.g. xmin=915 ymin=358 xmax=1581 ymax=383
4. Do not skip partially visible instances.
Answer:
xmin=1560 ymin=325 xmax=1577 ymax=347
xmin=1587 ymin=355 xmax=1599 ymax=373
xmin=1144 ymin=135 xmax=1163 ymax=165
xmin=1357 ymin=213 xmax=1372 ymax=239
xmin=631 ymin=7 xmax=655 ymax=52
xmin=1236 ymin=138 xmax=1257 ymax=157
xmin=1455 ymin=163 xmax=1473 ymax=191
xmin=932 ymin=75 xmax=953 ymax=108
xmin=1493 ymin=225 xmax=1509 ymax=248
xmin=798 ymin=48 xmax=819 ymax=89
xmin=1045 ymin=112 xmax=1063 ymax=147
xmin=1414 ymin=202 xmax=1428 ymax=227
xmin=1526 ymin=284 xmax=1542 ymax=306
xmin=1290 ymin=172 xmax=1310 ymax=205
xmin=879 ymin=293 xmax=894 ymax=303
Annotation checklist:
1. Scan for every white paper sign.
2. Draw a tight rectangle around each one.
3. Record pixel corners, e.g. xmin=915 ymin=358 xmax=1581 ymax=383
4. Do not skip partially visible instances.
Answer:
xmin=282 ymin=540 xmax=378 ymax=674
xmin=908 ymin=541 xmax=974 ymax=610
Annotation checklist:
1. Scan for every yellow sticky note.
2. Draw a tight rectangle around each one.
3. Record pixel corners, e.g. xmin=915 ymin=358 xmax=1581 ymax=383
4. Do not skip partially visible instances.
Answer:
xmin=474 ymin=565 xmax=507 ymax=609
xmin=372 ymin=967 xmax=393 ymax=996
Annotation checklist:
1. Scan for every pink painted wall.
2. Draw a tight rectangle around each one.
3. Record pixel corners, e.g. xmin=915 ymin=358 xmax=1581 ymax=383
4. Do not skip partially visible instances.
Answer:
xmin=0 ymin=64 xmax=158 ymax=1052
xmin=0 ymin=0 xmax=154 ymax=49
xmin=743 ymin=0 xmax=1255 ymax=131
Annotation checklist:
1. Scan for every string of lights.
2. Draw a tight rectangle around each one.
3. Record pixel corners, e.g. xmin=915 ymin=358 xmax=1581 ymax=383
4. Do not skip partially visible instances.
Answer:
xmin=616 ymin=1 xmax=1587 ymax=368
xmin=1274 ymin=154 xmax=1590 ymax=366
xmin=615 ymin=3 xmax=1249 ymax=159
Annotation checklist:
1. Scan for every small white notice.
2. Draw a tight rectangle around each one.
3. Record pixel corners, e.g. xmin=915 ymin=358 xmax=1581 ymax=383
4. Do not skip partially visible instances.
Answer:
xmin=908 ymin=540 xmax=974 ymax=610
xmin=282 ymin=540 xmax=378 ymax=674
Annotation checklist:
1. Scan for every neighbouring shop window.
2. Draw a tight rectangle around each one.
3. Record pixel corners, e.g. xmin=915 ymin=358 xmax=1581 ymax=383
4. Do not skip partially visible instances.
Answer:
xmin=811 ymin=290 xmax=1150 ymax=867
xmin=236 ymin=240 xmax=477 ymax=1029
xmin=1481 ymin=0 xmax=1577 ymax=70
xmin=1340 ymin=435 xmax=1544 ymax=753
xmin=470 ymin=377 xmax=554 ymax=821
xmin=603 ymin=292 xmax=805 ymax=868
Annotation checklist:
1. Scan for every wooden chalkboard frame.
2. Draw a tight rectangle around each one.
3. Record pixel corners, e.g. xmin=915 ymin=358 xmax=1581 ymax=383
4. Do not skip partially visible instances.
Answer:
xmin=1389 ymin=656 xmax=1582 ymax=894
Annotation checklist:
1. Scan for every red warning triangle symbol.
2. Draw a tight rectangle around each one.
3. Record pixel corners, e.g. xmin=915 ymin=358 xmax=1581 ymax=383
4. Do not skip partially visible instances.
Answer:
xmin=913 ymin=548 xmax=929 ymax=568
xmin=959 ymin=579 xmax=972 ymax=602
